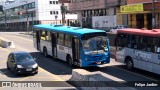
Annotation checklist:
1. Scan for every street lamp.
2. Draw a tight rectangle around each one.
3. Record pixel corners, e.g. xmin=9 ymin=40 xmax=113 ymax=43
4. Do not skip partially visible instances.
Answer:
xmin=61 ymin=3 xmax=65 ymax=25
xmin=152 ymin=0 xmax=156 ymax=29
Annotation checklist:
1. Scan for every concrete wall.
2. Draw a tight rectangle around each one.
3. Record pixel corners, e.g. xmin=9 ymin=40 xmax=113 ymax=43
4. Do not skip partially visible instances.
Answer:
xmin=69 ymin=69 xmax=137 ymax=90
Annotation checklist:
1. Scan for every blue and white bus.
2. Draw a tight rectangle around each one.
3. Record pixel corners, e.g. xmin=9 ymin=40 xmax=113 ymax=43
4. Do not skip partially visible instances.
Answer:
xmin=33 ymin=24 xmax=110 ymax=67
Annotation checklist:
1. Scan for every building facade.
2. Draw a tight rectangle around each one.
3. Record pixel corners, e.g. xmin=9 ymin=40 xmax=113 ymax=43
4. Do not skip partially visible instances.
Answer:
xmin=118 ymin=0 xmax=160 ymax=29
xmin=0 ymin=0 xmax=77 ymax=31
xmin=68 ymin=0 xmax=127 ymax=30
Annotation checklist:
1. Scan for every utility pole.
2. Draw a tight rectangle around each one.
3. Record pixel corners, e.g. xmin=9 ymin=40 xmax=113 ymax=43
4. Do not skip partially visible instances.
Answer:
xmin=152 ymin=0 xmax=156 ymax=29
xmin=21 ymin=0 xmax=29 ymax=34
xmin=55 ymin=15 xmax=58 ymax=25
xmin=61 ymin=3 xmax=65 ymax=25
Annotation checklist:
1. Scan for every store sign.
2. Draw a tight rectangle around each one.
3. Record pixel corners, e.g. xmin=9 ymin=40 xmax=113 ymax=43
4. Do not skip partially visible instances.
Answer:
xmin=120 ymin=4 xmax=144 ymax=13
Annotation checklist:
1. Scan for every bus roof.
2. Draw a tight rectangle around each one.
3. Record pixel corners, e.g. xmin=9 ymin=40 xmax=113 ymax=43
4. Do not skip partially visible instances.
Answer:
xmin=33 ymin=24 xmax=105 ymax=36
xmin=117 ymin=28 xmax=160 ymax=37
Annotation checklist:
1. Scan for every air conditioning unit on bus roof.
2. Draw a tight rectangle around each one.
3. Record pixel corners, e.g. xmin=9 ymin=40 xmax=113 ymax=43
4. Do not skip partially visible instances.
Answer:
xmin=50 ymin=23 xmax=63 ymax=27
xmin=72 ymin=27 xmax=83 ymax=30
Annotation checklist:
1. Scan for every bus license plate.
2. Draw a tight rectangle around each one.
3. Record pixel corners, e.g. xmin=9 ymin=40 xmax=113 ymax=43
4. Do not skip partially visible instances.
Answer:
xmin=26 ymin=69 xmax=32 ymax=71
xmin=96 ymin=62 xmax=101 ymax=64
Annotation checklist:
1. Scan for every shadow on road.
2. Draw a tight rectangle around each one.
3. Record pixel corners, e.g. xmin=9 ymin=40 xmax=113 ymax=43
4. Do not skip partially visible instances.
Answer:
xmin=29 ymin=52 xmax=79 ymax=76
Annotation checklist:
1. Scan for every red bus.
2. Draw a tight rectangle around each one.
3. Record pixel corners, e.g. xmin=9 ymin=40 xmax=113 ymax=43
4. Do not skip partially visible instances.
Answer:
xmin=115 ymin=28 xmax=160 ymax=74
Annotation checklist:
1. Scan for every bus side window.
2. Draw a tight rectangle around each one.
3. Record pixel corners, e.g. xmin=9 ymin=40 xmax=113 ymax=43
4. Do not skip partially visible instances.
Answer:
xmin=57 ymin=33 xmax=64 ymax=46
xmin=46 ymin=31 xmax=51 ymax=42
xmin=117 ymin=34 xmax=126 ymax=48
xmin=153 ymin=38 xmax=160 ymax=53
xmin=139 ymin=36 xmax=147 ymax=51
xmin=127 ymin=35 xmax=140 ymax=49
xmin=156 ymin=47 xmax=160 ymax=54
xmin=40 ymin=30 xmax=46 ymax=41
xmin=65 ymin=35 xmax=71 ymax=48
xmin=146 ymin=37 xmax=153 ymax=52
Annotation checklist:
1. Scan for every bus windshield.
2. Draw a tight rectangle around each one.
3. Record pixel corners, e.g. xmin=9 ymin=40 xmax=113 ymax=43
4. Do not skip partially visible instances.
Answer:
xmin=82 ymin=36 xmax=108 ymax=55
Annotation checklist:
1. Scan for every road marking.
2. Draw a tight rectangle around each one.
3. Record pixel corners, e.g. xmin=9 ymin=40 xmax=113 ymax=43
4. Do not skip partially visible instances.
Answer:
xmin=112 ymin=66 xmax=158 ymax=81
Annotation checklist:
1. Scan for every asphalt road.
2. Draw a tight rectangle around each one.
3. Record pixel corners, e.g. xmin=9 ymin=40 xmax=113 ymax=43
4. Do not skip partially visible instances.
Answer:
xmin=0 ymin=32 xmax=160 ymax=90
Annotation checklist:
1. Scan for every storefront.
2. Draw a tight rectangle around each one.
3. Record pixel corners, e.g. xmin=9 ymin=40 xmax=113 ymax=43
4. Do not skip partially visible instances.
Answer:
xmin=117 ymin=2 xmax=160 ymax=29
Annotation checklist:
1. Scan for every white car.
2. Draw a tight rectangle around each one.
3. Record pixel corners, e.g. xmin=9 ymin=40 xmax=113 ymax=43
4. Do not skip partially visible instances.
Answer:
xmin=110 ymin=25 xmax=128 ymax=34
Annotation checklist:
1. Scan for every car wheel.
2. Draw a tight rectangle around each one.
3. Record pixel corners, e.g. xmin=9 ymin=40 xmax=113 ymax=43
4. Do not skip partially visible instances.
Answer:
xmin=43 ymin=48 xmax=48 ymax=57
xmin=68 ymin=57 xmax=73 ymax=66
xmin=126 ymin=58 xmax=134 ymax=70
xmin=7 ymin=63 xmax=10 ymax=70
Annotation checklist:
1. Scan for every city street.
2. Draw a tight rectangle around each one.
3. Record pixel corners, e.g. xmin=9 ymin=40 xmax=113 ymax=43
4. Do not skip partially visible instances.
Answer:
xmin=0 ymin=32 xmax=160 ymax=90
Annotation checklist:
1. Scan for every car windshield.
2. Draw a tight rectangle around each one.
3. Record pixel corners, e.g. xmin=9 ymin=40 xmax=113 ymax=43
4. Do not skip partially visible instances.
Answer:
xmin=82 ymin=36 xmax=108 ymax=55
xmin=15 ymin=53 xmax=33 ymax=62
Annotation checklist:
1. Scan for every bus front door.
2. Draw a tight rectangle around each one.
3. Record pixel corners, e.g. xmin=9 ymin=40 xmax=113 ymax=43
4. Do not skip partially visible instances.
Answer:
xmin=51 ymin=33 xmax=57 ymax=57
xmin=36 ymin=31 xmax=40 ymax=50
xmin=72 ymin=37 xmax=80 ymax=65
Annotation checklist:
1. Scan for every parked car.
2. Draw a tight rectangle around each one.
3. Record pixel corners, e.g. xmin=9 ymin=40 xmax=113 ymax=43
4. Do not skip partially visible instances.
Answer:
xmin=7 ymin=51 xmax=38 ymax=75
xmin=110 ymin=25 xmax=128 ymax=34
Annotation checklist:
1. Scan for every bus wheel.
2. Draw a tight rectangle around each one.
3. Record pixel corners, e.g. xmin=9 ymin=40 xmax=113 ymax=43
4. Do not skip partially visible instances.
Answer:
xmin=43 ymin=47 xmax=48 ymax=57
xmin=68 ymin=56 xmax=73 ymax=66
xmin=126 ymin=58 xmax=134 ymax=70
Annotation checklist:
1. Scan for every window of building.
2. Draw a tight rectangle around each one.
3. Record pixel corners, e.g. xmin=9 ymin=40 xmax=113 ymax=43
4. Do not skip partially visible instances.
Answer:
xmin=53 ymin=1 xmax=55 ymax=4
xmin=32 ymin=2 xmax=35 ymax=8
xmin=53 ymin=11 xmax=55 ymax=14
xmin=56 ymin=11 xmax=58 ymax=14
xmin=56 ymin=1 xmax=58 ymax=4
xmin=50 ymin=1 xmax=52 ymax=4
xmin=50 ymin=11 xmax=52 ymax=15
